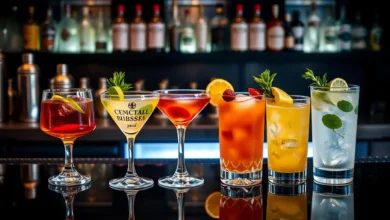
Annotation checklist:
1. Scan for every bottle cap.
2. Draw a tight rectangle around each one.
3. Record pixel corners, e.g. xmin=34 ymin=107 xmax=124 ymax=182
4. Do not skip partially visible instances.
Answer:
xmin=56 ymin=64 xmax=68 ymax=75
xmin=254 ymin=4 xmax=261 ymax=12
xmin=153 ymin=4 xmax=160 ymax=12
xmin=236 ymin=4 xmax=243 ymax=12
xmin=22 ymin=53 xmax=34 ymax=64
xmin=136 ymin=4 xmax=142 ymax=12
xmin=118 ymin=4 xmax=125 ymax=12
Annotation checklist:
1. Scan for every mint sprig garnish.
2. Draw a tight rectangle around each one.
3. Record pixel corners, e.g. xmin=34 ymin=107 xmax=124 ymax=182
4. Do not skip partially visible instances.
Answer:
xmin=301 ymin=68 xmax=328 ymax=87
xmin=107 ymin=71 xmax=132 ymax=94
xmin=253 ymin=69 xmax=277 ymax=98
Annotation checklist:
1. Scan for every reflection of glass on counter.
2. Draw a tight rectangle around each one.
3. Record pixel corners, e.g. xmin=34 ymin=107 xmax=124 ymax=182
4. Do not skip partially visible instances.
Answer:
xmin=0 ymin=164 xmax=5 ymax=185
xmin=49 ymin=183 xmax=91 ymax=220
xmin=220 ymin=184 xmax=263 ymax=220
xmin=20 ymin=164 xmax=39 ymax=199
xmin=113 ymin=185 xmax=153 ymax=220
xmin=311 ymin=182 xmax=354 ymax=220
xmin=267 ymin=183 xmax=307 ymax=220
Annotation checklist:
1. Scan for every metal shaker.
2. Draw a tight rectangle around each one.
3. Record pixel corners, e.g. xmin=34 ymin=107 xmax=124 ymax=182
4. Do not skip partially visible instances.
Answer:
xmin=0 ymin=51 xmax=5 ymax=122
xmin=17 ymin=53 xmax=40 ymax=123
xmin=53 ymin=64 xmax=74 ymax=89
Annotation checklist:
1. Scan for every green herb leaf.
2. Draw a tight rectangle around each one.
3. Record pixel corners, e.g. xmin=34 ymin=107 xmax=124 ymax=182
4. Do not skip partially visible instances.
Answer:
xmin=253 ymin=69 xmax=277 ymax=98
xmin=322 ymin=114 xmax=344 ymax=138
xmin=354 ymin=106 xmax=358 ymax=114
xmin=301 ymin=68 xmax=328 ymax=87
xmin=107 ymin=71 xmax=133 ymax=95
xmin=337 ymin=100 xmax=354 ymax=112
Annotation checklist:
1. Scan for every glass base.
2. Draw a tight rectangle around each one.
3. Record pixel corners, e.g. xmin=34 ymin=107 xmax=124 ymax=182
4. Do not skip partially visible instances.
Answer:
xmin=158 ymin=175 xmax=204 ymax=189
xmin=220 ymin=170 xmax=262 ymax=186
xmin=313 ymin=167 xmax=353 ymax=185
xmin=49 ymin=170 xmax=91 ymax=186
xmin=268 ymin=169 xmax=306 ymax=185
xmin=109 ymin=176 xmax=154 ymax=190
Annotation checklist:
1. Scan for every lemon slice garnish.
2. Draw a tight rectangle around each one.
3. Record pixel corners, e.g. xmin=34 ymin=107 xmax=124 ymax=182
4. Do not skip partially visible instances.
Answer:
xmin=107 ymin=86 xmax=125 ymax=100
xmin=52 ymin=95 xmax=85 ymax=114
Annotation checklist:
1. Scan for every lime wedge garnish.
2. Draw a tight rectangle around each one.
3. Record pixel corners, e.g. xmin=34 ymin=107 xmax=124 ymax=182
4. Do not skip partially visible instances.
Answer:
xmin=329 ymin=78 xmax=348 ymax=91
xmin=107 ymin=86 xmax=124 ymax=100
xmin=52 ymin=95 xmax=85 ymax=114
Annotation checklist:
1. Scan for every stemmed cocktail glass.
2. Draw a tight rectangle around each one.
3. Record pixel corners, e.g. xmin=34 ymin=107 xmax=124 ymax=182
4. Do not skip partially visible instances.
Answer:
xmin=101 ymin=91 xmax=159 ymax=190
xmin=155 ymin=89 xmax=210 ymax=188
xmin=40 ymin=89 xmax=96 ymax=186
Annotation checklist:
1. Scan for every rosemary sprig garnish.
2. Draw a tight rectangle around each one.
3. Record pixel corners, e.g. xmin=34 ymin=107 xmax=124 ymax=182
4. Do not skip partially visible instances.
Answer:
xmin=301 ymin=68 xmax=328 ymax=87
xmin=107 ymin=71 xmax=132 ymax=95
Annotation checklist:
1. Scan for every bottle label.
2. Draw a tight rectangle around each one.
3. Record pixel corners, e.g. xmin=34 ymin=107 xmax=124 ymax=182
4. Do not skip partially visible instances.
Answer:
xmin=324 ymin=28 xmax=337 ymax=44
xmin=95 ymin=41 xmax=107 ymax=50
xmin=292 ymin=26 xmax=304 ymax=51
xmin=338 ymin=24 xmax=351 ymax=50
xmin=249 ymin=22 xmax=265 ymax=51
xmin=42 ymin=27 xmax=56 ymax=51
xmin=231 ymin=23 xmax=248 ymax=51
xmin=130 ymin=23 xmax=146 ymax=51
xmin=351 ymin=26 xmax=367 ymax=49
xmin=267 ymin=26 xmax=284 ymax=50
xmin=182 ymin=27 xmax=194 ymax=45
xmin=80 ymin=27 xmax=95 ymax=52
xmin=308 ymin=20 xmax=320 ymax=27
xmin=113 ymin=23 xmax=129 ymax=50
xmin=370 ymin=27 xmax=382 ymax=51
xmin=196 ymin=23 xmax=208 ymax=51
xmin=23 ymin=25 xmax=40 ymax=50
xmin=148 ymin=23 xmax=165 ymax=49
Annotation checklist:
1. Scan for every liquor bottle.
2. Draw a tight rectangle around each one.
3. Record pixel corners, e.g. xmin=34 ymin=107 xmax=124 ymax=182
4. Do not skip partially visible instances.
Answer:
xmin=134 ymin=79 xmax=145 ymax=91
xmin=7 ymin=78 xmax=18 ymax=120
xmin=249 ymin=4 xmax=265 ymax=52
xmin=3 ymin=6 xmax=23 ymax=52
xmin=41 ymin=8 xmax=56 ymax=52
xmin=79 ymin=7 xmax=95 ymax=53
xmin=336 ymin=6 xmax=351 ymax=52
xmin=180 ymin=9 xmax=196 ymax=53
xmin=291 ymin=11 xmax=304 ymax=52
xmin=304 ymin=3 xmax=321 ymax=53
xmin=169 ymin=0 xmax=181 ymax=52
xmin=112 ymin=4 xmax=128 ymax=53
xmin=370 ymin=9 xmax=382 ymax=51
xmin=351 ymin=11 xmax=367 ymax=50
xmin=210 ymin=4 xmax=229 ymax=51
xmin=284 ymin=13 xmax=294 ymax=51
xmin=23 ymin=6 xmax=40 ymax=52
xmin=95 ymin=77 xmax=108 ymax=118
xmin=196 ymin=5 xmax=208 ymax=52
xmin=266 ymin=4 xmax=284 ymax=52
xmin=56 ymin=4 xmax=80 ymax=53
xmin=319 ymin=7 xmax=337 ymax=52
xmin=95 ymin=7 xmax=108 ymax=53
xmin=80 ymin=77 xmax=90 ymax=89
xmin=231 ymin=4 xmax=248 ymax=52
xmin=147 ymin=4 xmax=165 ymax=52
xmin=130 ymin=4 xmax=146 ymax=52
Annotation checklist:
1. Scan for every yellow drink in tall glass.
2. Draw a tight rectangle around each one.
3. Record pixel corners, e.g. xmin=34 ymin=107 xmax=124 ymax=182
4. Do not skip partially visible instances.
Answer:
xmin=101 ymin=97 xmax=159 ymax=137
xmin=266 ymin=96 xmax=310 ymax=184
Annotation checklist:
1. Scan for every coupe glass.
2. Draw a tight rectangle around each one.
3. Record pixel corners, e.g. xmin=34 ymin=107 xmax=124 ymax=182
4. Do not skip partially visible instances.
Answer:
xmin=40 ymin=89 xmax=96 ymax=186
xmin=155 ymin=89 xmax=210 ymax=188
xmin=101 ymin=91 xmax=159 ymax=190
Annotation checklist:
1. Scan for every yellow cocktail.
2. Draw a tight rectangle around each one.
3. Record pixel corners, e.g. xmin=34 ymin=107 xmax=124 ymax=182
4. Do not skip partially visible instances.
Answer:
xmin=266 ymin=95 xmax=310 ymax=184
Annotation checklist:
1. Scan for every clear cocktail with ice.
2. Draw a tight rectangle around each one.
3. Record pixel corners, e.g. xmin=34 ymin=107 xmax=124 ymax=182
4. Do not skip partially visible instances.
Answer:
xmin=218 ymin=92 xmax=265 ymax=186
xmin=311 ymin=85 xmax=359 ymax=185
xmin=266 ymin=95 xmax=310 ymax=184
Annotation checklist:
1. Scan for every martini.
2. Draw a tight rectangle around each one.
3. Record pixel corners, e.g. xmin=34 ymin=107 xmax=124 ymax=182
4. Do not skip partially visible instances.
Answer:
xmin=101 ymin=91 xmax=159 ymax=190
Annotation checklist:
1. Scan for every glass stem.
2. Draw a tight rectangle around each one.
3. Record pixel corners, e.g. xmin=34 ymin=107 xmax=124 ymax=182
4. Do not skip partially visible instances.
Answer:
xmin=63 ymin=141 xmax=75 ymax=173
xmin=125 ymin=137 xmax=137 ymax=178
xmin=64 ymin=194 xmax=75 ymax=220
xmin=176 ymin=191 xmax=186 ymax=220
xmin=127 ymin=191 xmax=137 ymax=220
xmin=175 ymin=126 xmax=189 ymax=178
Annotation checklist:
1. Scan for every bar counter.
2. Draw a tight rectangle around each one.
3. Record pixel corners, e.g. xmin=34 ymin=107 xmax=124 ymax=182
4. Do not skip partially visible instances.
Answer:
xmin=0 ymin=157 xmax=387 ymax=219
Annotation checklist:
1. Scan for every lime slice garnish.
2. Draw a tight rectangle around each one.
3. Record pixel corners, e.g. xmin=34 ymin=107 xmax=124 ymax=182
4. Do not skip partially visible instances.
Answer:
xmin=107 ymin=86 xmax=124 ymax=100
xmin=52 ymin=95 xmax=85 ymax=114
xmin=328 ymin=78 xmax=348 ymax=91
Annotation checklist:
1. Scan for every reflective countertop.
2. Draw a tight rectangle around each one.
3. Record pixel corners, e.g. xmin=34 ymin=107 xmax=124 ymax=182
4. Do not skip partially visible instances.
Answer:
xmin=0 ymin=158 xmax=387 ymax=219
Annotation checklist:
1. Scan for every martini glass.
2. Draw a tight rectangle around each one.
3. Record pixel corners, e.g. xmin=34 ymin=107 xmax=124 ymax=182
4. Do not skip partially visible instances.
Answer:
xmin=101 ymin=91 xmax=159 ymax=190
xmin=155 ymin=89 xmax=210 ymax=188
xmin=40 ymin=89 xmax=96 ymax=186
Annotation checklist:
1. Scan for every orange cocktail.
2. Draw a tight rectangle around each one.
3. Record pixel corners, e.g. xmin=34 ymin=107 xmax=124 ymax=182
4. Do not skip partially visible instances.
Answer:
xmin=219 ymin=93 xmax=265 ymax=186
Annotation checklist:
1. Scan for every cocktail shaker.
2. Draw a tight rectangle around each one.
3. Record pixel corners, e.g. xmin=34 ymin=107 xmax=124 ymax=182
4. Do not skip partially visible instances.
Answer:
xmin=17 ymin=53 xmax=40 ymax=122
xmin=80 ymin=77 xmax=90 ymax=89
xmin=0 ymin=51 xmax=5 ymax=122
xmin=53 ymin=64 xmax=74 ymax=89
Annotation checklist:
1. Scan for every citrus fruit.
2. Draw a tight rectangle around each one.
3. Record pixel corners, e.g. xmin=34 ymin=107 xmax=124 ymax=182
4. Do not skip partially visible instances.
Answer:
xmin=107 ymin=86 xmax=125 ymax=100
xmin=52 ymin=95 xmax=85 ymax=114
xmin=328 ymin=78 xmax=348 ymax=91
xmin=205 ymin=191 xmax=220 ymax=219
xmin=271 ymin=87 xmax=293 ymax=104
xmin=206 ymin=79 xmax=234 ymax=107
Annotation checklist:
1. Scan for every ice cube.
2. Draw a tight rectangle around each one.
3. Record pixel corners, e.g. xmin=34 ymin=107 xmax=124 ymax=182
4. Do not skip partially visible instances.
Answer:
xmin=281 ymin=139 xmax=298 ymax=148
xmin=269 ymin=123 xmax=280 ymax=138
xmin=232 ymin=128 xmax=249 ymax=143
xmin=330 ymin=198 xmax=347 ymax=209
xmin=58 ymin=103 xmax=76 ymax=116
xmin=321 ymin=149 xmax=348 ymax=166
xmin=66 ymin=95 xmax=83 ymax=101
xmin=234 ymin=94 xmax=252 ymax=102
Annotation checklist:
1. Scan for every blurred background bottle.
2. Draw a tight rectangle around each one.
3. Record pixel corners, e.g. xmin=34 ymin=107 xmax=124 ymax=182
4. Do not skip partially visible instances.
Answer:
xmin=211 ymin=4 xmax=229 ymax=51
xmin=56 ymin=5 xmax=80 ymax=53
xmin=95 ymin=77 xmax=108 ymax=118
xmin=53 ymin=64 xmax=74 ymax=89
xmin=23 ymin=6 xmax=40 ymax=52
xmin=41 ymin=7 xmax=56 ymax=52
